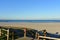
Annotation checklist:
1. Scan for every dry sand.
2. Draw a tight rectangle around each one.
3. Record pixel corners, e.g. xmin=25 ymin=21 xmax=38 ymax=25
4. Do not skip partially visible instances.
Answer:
xmin=0 ymin=22 xmax=60 ymax=34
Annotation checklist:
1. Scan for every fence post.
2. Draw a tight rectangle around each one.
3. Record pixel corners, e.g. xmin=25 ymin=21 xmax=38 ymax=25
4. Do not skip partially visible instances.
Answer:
xmin=7 ymin=29 xmax=9 ymax=40
xmin=12 ymin=32 xmax=14 ymax=40
xmin=0 ymin=27 xmax=1 ymax=36
xmin=43 ymin=30 xmax=47 ymax=40
xmin=37 ymin=33 xmax=40 ymax=40
xmin=24 ymin=28 xmax=26 ymax=38
xmin=35 ymin=32 xmax=38 ymax=39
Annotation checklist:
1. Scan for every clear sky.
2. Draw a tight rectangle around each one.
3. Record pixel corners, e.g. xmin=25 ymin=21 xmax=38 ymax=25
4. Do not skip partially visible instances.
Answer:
xmin=0 ymin=0 xmax=60 ymax=20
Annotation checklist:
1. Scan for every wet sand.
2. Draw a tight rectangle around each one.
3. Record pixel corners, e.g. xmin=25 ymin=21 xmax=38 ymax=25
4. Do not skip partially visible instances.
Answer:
xmin=0 ymin=22 xmax=60 ymax=34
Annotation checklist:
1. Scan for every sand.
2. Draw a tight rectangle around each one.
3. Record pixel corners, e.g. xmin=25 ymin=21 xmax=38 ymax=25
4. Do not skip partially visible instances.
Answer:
xmin=0 ymin=22 xmax=60 ymax=34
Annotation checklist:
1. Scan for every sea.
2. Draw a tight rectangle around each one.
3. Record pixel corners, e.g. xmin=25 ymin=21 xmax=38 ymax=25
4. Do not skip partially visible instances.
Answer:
xmin=0 ymin=20 xmax=60 ymax=23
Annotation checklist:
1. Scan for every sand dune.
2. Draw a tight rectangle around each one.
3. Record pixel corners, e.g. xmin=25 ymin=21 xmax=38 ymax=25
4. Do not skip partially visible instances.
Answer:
xmin=0 ymin=22 xmax=60 ymax=34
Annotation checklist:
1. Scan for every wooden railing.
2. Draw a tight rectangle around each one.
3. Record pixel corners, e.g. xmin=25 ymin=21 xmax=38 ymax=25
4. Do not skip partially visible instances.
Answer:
xmin=0 ymin=28 xmax=9 ymax=40
xmin=0 ymin=27 xmax=60 ymax=40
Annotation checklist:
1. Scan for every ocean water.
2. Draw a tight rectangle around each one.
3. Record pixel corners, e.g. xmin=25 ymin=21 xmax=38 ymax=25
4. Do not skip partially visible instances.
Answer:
xmin=0 ymin=20 xmax=60 ymax=23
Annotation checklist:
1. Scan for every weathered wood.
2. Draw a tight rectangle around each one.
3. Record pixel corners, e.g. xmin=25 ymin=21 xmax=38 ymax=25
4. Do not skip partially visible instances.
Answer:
xmin=43 ymin=30 xmax=47 ymax=40
xmin=7 ymin=29 xmax=9 ymax=40
xmin=35 ymin=32 xmax=38 ymax=39
xmin=38 ymin=36 xmax=60 ymax=40
xmin=2 ymin=29 xmax=7 ymax=31
xmin=23 ymin=28 xmax=26 ymax=40
xmin=38 ymin=33 xmax=40 ymax=40
xmin=0 ymin=28 xmax=1 ymax=36
xmin=12 ymin=32 xmax=14 ymax=40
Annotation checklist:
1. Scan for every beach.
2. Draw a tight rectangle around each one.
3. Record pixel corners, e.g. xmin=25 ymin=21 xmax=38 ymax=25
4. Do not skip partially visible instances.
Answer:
xmin=0 ymin=22 xmax=60 ymax=34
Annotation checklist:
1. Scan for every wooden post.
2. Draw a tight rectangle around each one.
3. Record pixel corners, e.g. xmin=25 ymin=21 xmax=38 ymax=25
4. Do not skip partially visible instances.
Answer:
xmin=43 ymin=30 xmax=47 ymax=40
xmin=35 ymin=32 xmax=38 ymax=39
xmin=24 ymin=28 xmax=26 ymax=38
xmin=7 ymin=29 xmax=9 ymax=40
xmin=12 ymin=32 xmax=14 ymax=40
xmin=0 ymin=28 xmax=1 ymax=36
xmin=37 ymin=33 xmax=40 ymax=40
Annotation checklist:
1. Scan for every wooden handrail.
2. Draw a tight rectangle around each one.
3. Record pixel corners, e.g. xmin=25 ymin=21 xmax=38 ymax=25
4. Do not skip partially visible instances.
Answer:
xmin=38 ymin=36 xmax=60 ymax=40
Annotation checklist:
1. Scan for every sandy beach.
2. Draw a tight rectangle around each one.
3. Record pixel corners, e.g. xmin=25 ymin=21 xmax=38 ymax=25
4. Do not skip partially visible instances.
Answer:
xmin=0 ymin=22 xmax=60 ymax=34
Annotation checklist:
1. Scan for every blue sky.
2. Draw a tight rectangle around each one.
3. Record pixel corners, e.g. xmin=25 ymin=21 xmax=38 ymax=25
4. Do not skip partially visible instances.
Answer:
xmin=0 ymin=0 xmax=60 ymax=20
